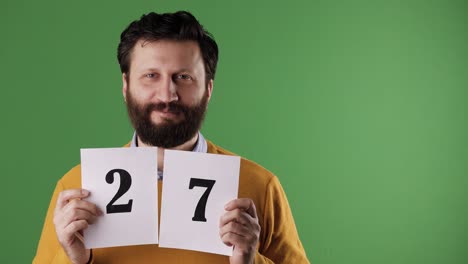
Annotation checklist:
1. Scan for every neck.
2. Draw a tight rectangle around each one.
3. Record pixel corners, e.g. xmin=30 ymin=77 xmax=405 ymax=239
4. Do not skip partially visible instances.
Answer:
xmin=136 ymin=133 xmax=199 ymax=172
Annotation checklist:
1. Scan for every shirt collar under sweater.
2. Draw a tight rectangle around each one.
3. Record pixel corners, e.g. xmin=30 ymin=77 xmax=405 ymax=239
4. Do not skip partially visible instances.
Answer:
xmin=130 ymin=131 xmax=208 ymax=179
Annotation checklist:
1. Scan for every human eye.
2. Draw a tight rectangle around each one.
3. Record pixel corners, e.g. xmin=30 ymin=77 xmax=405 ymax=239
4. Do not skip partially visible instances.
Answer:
xmin=175 ymin=74 xmax=193 ymax=81
xmin=145 ymin=73 xmax=156 ymax=78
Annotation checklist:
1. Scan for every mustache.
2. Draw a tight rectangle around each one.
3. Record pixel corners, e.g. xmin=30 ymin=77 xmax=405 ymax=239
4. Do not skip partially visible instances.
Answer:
xmin=144 ymin=102 xmax=188 ymax=114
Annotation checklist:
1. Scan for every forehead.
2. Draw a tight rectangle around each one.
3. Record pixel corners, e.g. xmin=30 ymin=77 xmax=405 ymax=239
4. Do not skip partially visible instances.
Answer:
xmin=129 ymin=39 xmax=204 ymax=73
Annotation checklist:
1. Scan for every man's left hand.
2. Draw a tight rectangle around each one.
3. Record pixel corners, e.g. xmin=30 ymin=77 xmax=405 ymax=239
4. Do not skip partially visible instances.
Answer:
xmin=220 ymin=198 xmax=261 ymax=264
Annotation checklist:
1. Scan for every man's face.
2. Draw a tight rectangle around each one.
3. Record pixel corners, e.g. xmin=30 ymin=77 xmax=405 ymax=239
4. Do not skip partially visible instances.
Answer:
xmin=123 ymin=40 xmax=213 ymax=148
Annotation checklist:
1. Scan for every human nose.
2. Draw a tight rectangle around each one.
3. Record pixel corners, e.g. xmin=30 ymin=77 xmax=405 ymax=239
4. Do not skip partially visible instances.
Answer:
xmin=156 ymin=76 xmax=178 ymax=103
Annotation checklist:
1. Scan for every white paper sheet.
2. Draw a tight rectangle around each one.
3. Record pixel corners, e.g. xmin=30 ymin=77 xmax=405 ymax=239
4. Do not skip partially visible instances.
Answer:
xmin=159 ymin=150 xmax=240 ymax=256
xmin=81 ymin=147 xmax=159 ymax=249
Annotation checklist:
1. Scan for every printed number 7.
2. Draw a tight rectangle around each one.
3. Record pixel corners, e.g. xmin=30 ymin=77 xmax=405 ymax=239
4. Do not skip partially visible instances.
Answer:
xmin=189 ymin=178 xmax=216 ymax=222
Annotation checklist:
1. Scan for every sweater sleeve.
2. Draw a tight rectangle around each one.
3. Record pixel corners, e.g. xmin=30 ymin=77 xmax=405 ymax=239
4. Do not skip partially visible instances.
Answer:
xmin=257 ymin=176 xmax=310 ymax=263
xmin=33 ymin=180 xmax=74 ymax=264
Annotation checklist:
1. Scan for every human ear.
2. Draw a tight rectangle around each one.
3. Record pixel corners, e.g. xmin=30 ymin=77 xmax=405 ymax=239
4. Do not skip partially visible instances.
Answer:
xmin=122 ymin=73 xmax=128 ymax=103
xmin=206 ymin=79 xmax=214 ymax=102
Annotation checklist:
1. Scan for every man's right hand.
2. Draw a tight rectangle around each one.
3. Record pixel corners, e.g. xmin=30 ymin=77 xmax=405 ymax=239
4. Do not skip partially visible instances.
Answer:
xmin=53 ymin=189 xmax=102 ymax=264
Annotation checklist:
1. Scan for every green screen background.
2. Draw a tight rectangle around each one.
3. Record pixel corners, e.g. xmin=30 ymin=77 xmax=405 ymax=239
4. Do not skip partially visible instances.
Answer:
xmin=1 ymin=0 xmax=467 ymax=263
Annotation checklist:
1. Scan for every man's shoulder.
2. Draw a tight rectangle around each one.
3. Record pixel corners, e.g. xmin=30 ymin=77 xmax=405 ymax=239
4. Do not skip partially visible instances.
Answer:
xmin=207 ymin=140 xmax=276 ymax=183
xmin=58 ymin=142 xmax=131 ymax=187
xmin=57 ymin=164 xmax=82 ymax=189
xmin=58 ymin=141 xmax=277 ymax=187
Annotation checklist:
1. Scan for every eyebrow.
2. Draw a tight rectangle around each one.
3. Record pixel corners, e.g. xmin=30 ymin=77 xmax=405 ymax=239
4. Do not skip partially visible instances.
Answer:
xmin=137 ymin=67 xmax=195 ymax=73
xmin=138 ymin=67 xmax=159 ymax=73
xmin=175 ymin=68 xmax=195 ymax=73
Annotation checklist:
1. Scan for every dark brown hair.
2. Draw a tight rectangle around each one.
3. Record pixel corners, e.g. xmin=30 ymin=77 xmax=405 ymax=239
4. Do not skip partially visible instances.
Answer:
xmin=117 ymin=11 xmax=219 ymax=82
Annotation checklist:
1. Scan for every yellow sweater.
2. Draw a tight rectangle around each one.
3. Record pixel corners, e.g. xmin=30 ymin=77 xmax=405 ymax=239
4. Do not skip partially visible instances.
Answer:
xmin=34 ymin=141 xmax=309 ymax=263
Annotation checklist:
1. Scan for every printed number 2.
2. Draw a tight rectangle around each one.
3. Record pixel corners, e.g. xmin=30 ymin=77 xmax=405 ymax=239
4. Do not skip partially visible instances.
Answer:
xmin=189 ymin=178 xmax=216 ymax=222
xmin=106 ymin=169 xmax=133 ymax=214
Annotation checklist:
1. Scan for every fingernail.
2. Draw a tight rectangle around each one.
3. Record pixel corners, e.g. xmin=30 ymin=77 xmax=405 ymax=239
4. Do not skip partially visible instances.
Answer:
xmin=81 ymin=189 xmax=89 ymax=196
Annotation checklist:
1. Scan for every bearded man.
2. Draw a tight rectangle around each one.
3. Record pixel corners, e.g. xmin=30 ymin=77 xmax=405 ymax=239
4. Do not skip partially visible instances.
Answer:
xmin=34 ymin=11 xmax=309 ymax=264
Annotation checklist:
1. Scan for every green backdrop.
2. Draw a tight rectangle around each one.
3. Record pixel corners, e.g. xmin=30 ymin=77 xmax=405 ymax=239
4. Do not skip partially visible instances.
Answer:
xmin=1 ymin=0 xmax=467 ymax=263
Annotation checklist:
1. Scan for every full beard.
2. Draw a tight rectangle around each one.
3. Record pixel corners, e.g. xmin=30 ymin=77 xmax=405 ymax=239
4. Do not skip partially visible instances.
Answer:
xmin=125 ymin=89 xmax=208 ymax=148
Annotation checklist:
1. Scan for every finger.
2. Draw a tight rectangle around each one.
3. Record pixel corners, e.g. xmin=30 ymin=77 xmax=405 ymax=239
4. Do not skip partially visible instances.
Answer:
xmin=63 ymin=199 xmax=103 ymax=217
xmin=221 ymin=232 xmax=246 ymax=248
xmin=74 ymin=232 xmax=85 ymax=244
xmin=219 ymin=221 xmax=250 ymax=238
xmin=246 ymin=199 xmax=257 ymax=219
xmin=62 ymin=220 xmax=89 ymax=244
xmin=225 ymin=198 xmax=258 ymax=218
xmin=62 ymin=208 xmax=98 ymax=227
xmin=219 ymin=209 xmax=255 ymax=227
xmin=54 ymin=208 xmax=98 ymax=232
xmin=56 ymin=189 xmax=90 ymax=209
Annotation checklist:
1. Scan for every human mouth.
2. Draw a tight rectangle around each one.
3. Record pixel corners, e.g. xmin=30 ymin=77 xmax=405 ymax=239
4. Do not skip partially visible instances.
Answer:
xmin=155 ymin=108 xmax=181 ymax=118
xmin=147 ymin=103 xmax=185 ymax=120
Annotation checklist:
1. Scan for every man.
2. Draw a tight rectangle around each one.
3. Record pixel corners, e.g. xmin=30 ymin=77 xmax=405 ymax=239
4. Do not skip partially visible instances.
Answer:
xmin=34 ymin=11 xmax=309 ymax=264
